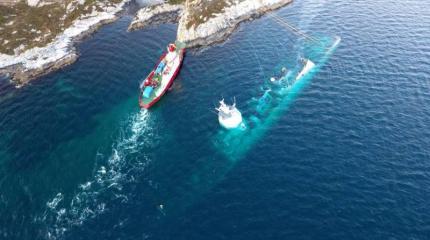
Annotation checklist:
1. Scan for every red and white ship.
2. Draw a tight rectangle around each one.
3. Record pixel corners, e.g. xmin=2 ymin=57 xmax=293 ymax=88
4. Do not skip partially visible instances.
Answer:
xmin=139 ymin=43 xmax=185 ymax=109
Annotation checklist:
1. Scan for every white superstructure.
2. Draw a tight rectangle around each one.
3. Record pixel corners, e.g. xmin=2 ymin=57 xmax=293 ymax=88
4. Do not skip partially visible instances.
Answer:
xmin=216 ymin=99 xmax=243 ymax=129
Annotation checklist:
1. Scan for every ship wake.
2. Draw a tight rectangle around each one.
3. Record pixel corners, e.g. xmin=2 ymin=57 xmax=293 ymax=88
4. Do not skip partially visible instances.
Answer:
xmin=42 ymin=110 xmax=153 ymax=239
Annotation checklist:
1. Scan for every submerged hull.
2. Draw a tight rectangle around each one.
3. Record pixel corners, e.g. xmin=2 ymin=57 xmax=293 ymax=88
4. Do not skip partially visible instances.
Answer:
xmin=139 ymin=49 xmax=185 ymax=109
xmin=214 ymin=36 xmax=341 ymax=160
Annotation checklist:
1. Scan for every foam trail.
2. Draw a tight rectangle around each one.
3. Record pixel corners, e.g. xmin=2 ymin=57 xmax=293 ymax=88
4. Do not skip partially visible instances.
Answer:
xmin=42 ymin=110 xmax=153 ymax=239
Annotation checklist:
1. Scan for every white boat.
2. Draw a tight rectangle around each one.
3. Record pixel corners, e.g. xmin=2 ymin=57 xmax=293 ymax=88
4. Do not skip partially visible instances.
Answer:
xmin=216 ymin=99 xmax=243 ymax=129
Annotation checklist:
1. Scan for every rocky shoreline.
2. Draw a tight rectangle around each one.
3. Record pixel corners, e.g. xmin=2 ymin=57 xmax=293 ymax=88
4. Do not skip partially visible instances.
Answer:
xmin=1 ymin=0 xmax=293 ymax=85
xmin=1 ymin=52 xmax=78 ymax=86
xmin=178 ymin=0 xmax=293 ymax=48
xmin=130 ymin=0 xmax=293 ymax=48
xmin=0 ymin=0 xmax=130 ymax=86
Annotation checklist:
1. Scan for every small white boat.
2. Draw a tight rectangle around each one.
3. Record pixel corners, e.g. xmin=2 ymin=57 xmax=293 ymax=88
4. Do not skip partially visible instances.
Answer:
xmin=216 ymin=99 xmax=243 ymax=129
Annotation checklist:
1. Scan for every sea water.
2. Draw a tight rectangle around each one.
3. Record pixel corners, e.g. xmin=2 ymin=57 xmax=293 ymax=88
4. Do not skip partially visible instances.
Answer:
xmin=214 ymin=36 xmax=341 ymax=160
xmin=1 ymin=0 xmax=430 ymax=239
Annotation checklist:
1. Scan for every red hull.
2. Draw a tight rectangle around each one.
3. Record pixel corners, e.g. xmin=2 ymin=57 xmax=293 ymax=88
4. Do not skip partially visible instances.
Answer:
xmin=139 ymin=49 xmax=185 ymax=109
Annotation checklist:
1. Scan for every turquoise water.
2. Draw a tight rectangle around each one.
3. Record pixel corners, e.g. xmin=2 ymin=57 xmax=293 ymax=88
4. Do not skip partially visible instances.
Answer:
xmin=1 ymin=0 xmax=430 ymax=239
xmin=214 ymin=36 xmax=340 ymax=160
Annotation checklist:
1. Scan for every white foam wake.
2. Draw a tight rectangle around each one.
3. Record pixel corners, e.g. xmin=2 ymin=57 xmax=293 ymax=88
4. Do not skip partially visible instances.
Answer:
xmin=42 ymin=110 xmax=153 ymax=239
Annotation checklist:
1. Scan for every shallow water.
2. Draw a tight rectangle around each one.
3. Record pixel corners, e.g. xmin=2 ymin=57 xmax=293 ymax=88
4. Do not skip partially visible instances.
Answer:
xmin=1 ymin=0 xmax=430 ymax=239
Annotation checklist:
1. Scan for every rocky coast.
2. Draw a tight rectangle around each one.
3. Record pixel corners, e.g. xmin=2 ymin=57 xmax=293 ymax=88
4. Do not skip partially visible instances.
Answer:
xmin=129 ymin=0 xmax=293 ymax=47
xmin=0 ymin=0 xmax=130 ymax=85
xmin=0 ymin=0 xmax=293 ymax=85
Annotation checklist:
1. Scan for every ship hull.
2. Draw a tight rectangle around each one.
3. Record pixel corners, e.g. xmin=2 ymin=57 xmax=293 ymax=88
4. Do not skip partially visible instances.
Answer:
xmin=139 ymin=48 xmax=185 ymax=109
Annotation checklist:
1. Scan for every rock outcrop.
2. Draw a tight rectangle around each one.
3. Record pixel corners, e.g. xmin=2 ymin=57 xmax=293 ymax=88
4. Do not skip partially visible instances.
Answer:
xmin=0 ymin=0 xmax=129 ymax=85
xmin=1 ymin=0 xmax=293 ymax=85
xmin=129 ymin=0 xmax=293 ymax=48
xmin=177 ymin=0 xmax=293 ymax=48
xmin=1 ymin=52 xmax=78 ymax=85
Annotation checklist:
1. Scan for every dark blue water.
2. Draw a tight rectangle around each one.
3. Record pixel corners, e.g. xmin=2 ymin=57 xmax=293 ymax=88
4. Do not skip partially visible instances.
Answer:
xmin=1 ymin=0 xmax=430 ymax=239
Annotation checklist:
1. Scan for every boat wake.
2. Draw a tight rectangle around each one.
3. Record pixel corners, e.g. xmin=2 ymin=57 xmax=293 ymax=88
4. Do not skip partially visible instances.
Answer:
xmin=41 ymin=110 xmax=153 ymax=239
